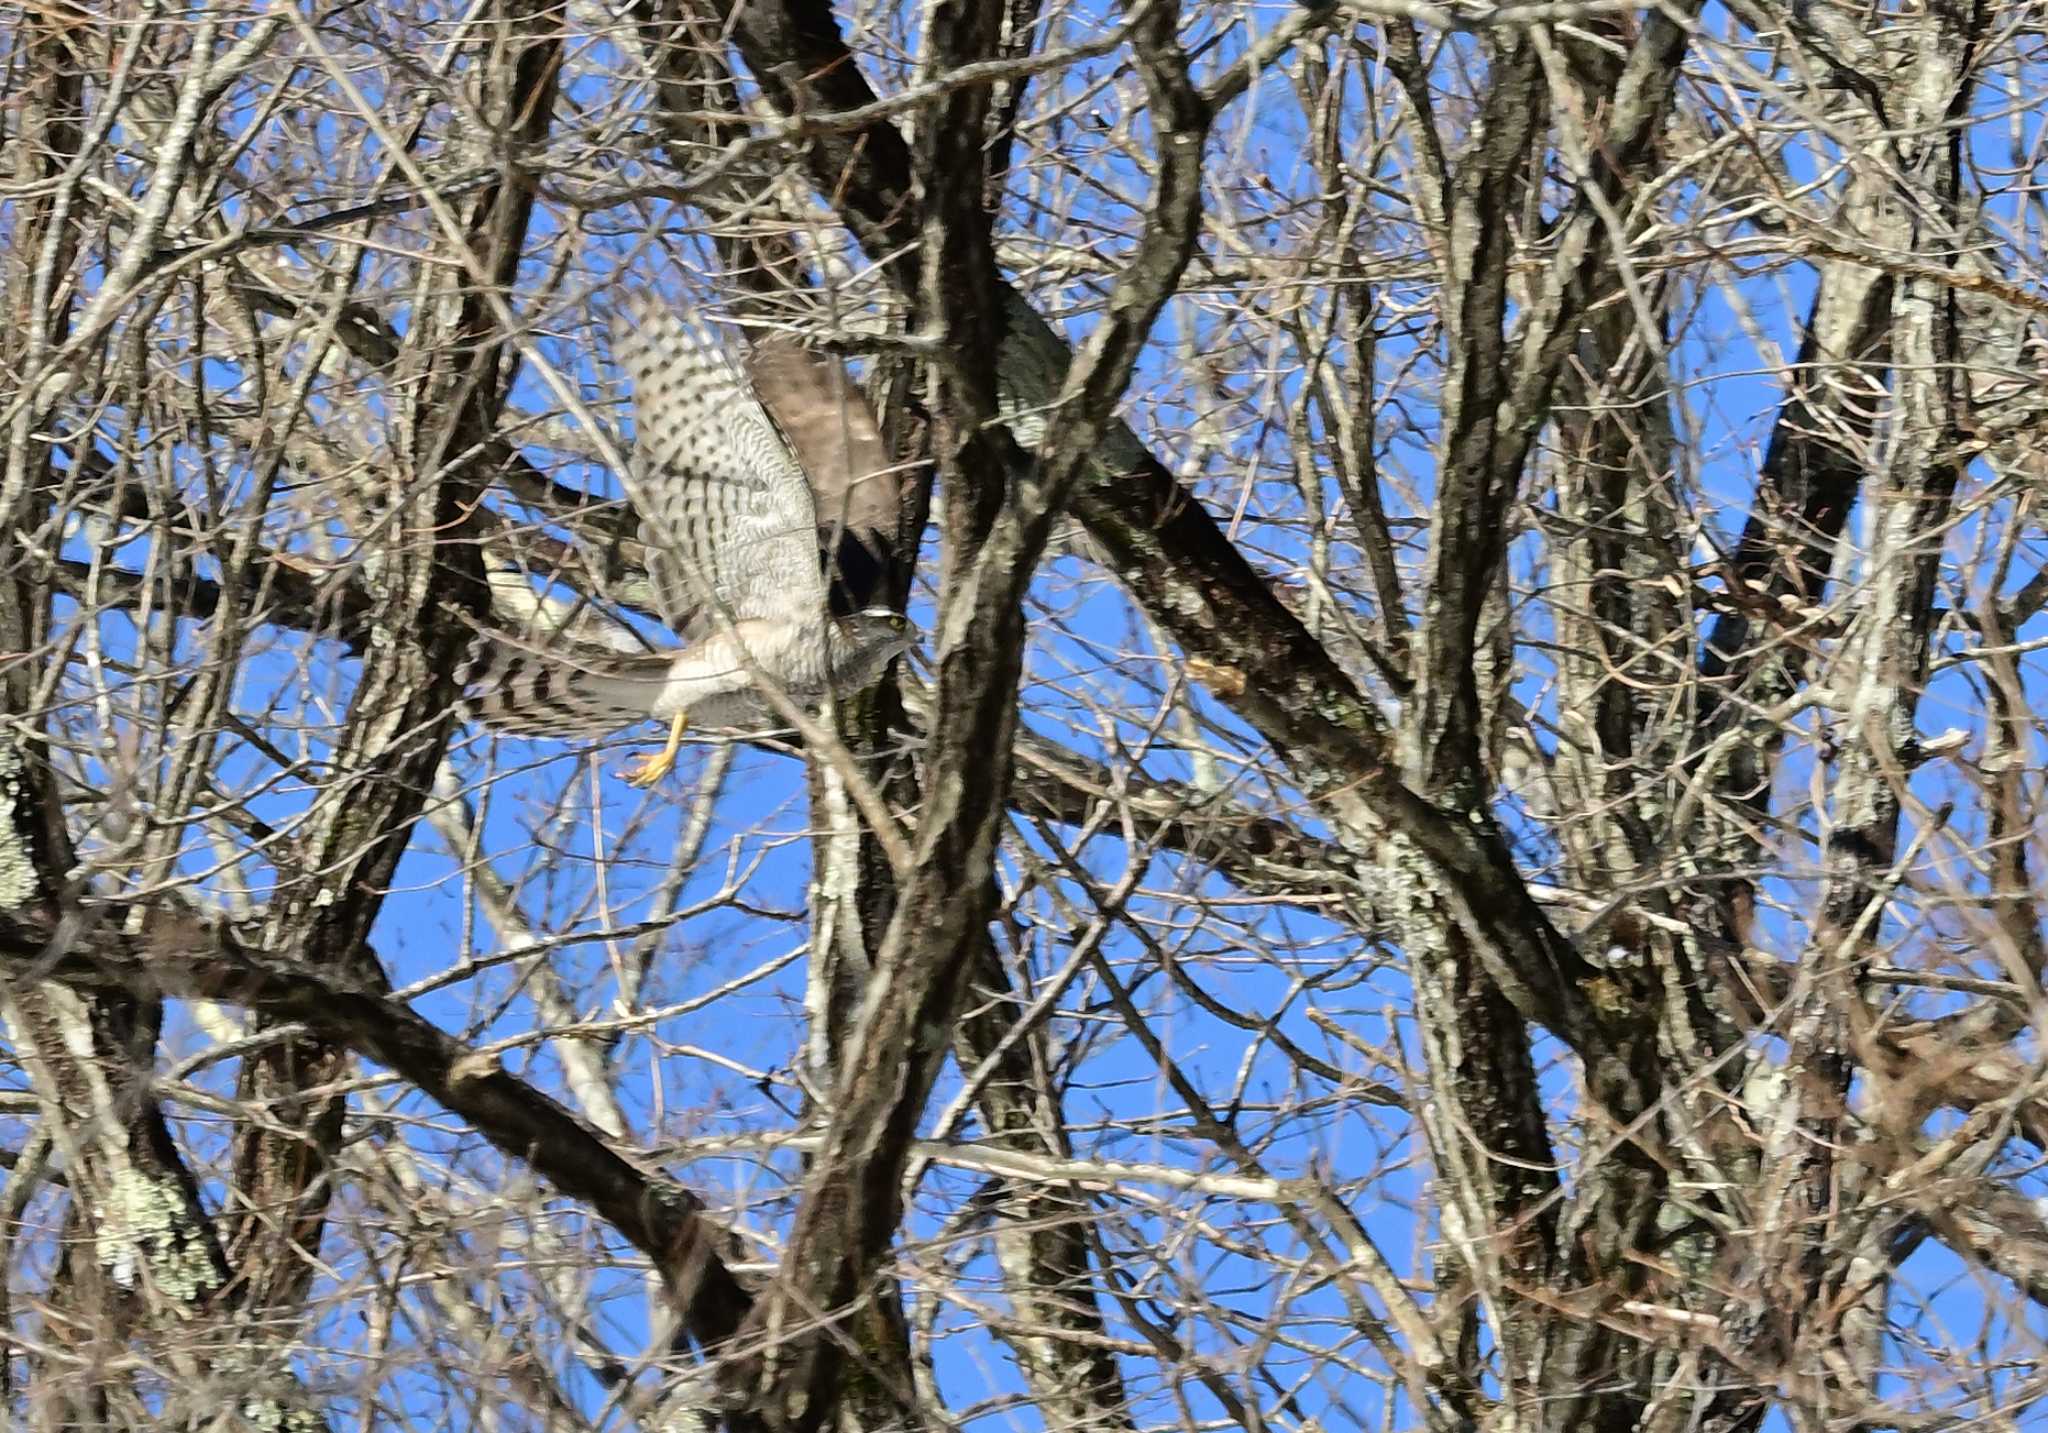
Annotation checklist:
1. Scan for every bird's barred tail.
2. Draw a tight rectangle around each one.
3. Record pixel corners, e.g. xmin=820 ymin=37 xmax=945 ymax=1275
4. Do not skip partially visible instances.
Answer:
xmin=460 ymin=635 xmax=671 ymax=739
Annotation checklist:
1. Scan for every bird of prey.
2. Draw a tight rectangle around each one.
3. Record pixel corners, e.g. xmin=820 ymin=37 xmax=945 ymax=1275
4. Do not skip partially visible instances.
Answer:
xmin=463 ymin=292 xmax=915 ymax=785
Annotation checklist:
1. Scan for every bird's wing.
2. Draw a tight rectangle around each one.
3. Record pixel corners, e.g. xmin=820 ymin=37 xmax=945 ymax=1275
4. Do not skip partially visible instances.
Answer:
xmin=743 ymin=336 xmax=902 ymax=616
xmin=608 ymin=291 xmax=827 ymax=635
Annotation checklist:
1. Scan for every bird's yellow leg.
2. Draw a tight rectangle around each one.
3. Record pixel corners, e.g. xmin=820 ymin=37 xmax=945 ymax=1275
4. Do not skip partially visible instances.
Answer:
xmin=623 ymin=712 xmax=688 ymax=788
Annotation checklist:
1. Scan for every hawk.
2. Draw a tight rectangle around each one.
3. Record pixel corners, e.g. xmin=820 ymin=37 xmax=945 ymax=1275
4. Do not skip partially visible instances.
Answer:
xmin=464 ymin=292 xmax=916 ymax=785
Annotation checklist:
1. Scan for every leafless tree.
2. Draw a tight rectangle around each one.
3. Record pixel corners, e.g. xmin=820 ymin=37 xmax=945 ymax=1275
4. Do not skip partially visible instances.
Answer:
xmin=2 ymin=0 xmax=2046 ymax=1428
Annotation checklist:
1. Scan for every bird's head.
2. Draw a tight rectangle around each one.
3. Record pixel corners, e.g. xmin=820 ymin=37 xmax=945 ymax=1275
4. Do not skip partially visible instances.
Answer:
xmin=840 ymin=607 xmax=918 ymax=663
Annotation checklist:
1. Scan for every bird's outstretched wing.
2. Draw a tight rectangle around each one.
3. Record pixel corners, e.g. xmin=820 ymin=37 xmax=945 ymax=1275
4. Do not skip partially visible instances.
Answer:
xmin=744 ymin=334 xmax=902 ymax=616
xmin=608 ymin=292 xmax=827 ymax=636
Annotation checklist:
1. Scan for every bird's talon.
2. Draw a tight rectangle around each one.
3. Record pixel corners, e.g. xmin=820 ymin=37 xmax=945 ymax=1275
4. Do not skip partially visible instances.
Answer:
xmin=622 ymin=711 xmax=689 ymax=788
xmin=621 ymin=753 xmax=672 ymax=788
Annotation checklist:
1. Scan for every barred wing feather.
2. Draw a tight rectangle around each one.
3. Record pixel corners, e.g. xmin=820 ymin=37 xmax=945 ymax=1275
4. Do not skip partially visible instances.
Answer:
xmin=607 ymin=293 xmax=827 ymax=635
